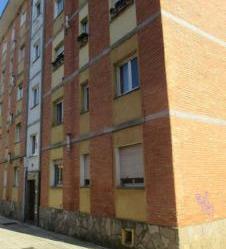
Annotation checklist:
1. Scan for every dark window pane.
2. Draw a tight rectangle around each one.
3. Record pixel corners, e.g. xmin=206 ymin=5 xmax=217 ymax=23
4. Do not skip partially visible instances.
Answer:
xmin=131 ymin=57 xmax=139 ymax=88
xmin=120 ymin=63 xmax=129 ymax=94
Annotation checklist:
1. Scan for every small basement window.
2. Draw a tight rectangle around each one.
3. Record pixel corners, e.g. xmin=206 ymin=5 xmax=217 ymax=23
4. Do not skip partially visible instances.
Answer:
xmin=122 ymin=228 xmax=134 ymax=247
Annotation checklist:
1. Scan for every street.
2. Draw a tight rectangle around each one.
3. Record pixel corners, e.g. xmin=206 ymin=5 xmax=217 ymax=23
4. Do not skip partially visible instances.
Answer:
xmin=0 ymin=216 xmax=106 ymax=249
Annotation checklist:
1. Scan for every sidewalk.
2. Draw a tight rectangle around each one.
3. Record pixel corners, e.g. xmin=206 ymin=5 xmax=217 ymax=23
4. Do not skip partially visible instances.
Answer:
xmin=0 ymin=216 xmax=107 ymax=249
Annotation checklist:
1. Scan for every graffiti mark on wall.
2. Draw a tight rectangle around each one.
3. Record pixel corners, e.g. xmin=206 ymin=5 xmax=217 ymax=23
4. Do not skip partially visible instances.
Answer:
xmin=195 ymin=192 xmax=214 ymax=218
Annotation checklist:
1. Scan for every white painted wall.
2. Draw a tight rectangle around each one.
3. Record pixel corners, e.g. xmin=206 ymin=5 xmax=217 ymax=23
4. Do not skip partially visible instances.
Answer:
xmin=26 ymin=0 xmax=44 ymax=172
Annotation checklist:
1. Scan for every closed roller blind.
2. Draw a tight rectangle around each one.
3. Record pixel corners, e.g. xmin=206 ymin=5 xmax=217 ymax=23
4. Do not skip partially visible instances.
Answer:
xmin=119 ymin=144 xmax=144 ymax=179
xmin=84 ymin=154 xmax=90 ymax=180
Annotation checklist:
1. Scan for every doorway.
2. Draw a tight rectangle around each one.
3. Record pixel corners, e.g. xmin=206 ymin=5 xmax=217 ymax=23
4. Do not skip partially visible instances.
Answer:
xmin=26 ymin=180 xmax=36 ymax=222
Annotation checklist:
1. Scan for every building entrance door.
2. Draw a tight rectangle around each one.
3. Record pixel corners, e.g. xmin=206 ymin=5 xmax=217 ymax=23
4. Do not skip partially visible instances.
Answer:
xmin=26 ymin=180 xmax=36 ymax=222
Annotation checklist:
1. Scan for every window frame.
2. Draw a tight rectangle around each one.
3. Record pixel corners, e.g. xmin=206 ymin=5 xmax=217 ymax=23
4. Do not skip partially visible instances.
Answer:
xmin=15 ymin=123 xmax=21 ymax=143
xmin=80 ymin=154 xmax=90 ymax=187
xmin=81 ymin=82 xmax=89 ymax=113
xmin=35 ymin=1 xmax=41 ymax=18
xmin=115 ymin=143 xmax=144 ymax=188
xmin=33 ymin=41 xmax=40 ymax=62
xmin=52 ymin=159 xmax=63 ymax=187
xmin=31 ymin=85 xmax=39 ymax=108
xmin=80 ymin=17 xmax=89 ymax=34
xmin=13 ymin=167 xmax=19 ymax=188
xmin=53 ymin=99 xmax=63 ymax=126
xmin=116 ymin=54 xmax=140 ymax=97
xmin=30 ymin=134 xmax=38 ymax=156
xmin=54 ymin=0 xmax=64 ymax=18
xmin=17 ymin=84 xmax=23 ymax=101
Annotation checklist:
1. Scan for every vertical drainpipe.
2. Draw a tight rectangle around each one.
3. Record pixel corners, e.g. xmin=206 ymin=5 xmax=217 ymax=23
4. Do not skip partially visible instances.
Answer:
xmin=22 ymin=0 xmax=33 ymax=222
xmin=37 ymin=0 xmax=46 ymax=226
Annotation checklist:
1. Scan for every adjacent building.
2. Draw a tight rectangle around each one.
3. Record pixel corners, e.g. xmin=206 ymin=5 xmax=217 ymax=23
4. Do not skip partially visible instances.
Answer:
xmin=25 ymin=0 xmax=44 ymax=224
xmin=0 ymin=1 xmax=226 ymax=249
xmin=0 ymin=0 xmax=31 ymax=220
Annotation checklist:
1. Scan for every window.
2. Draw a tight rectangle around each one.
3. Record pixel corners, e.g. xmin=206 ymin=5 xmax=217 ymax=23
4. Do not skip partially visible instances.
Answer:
xmin=80 ymin=154 xmax=90 ymax=187
xmin=32 ymin=86 xmax=39 ymax=107
xmin=17 ymin=84 xmax=23 ymax=101
xmin=81 ymin=83 xmax=89 ymax=112
xmin=3 ymin=170 xmax=7 ymax=188
xmin=55 ymin=44 xmax=64 ymax=60
xmin=15 ymin=123 xmax=21 ymax=143
xmin=55 ymin=0 xmax=64 ymax=18
xmin=53 ymin=160 xmax=63 ymax=187
xmin=80 ymin=17 xmax=88 ymax=34
xmin=20 ymin=11 xmax=26 ymax=26
xmin=116 ymin=144 xmax=144 ymax=187
xmin=13 ymin=167 xmax=19 ymax=187
xmin=0 ymin=103 xmax=2 ymax=115
xmin=18 ymin=46 xmax=25 ymax=62
xmin=30 ymin=134 xmax=38 ymax=155
xmin=52 ymin=44 xmax=64 ymax=70
xmin=53 ymin=100 xmax=63 ymax=125
xmin=116 ymin=56 xmax=139 ymax=96
xmin=35 ymin=1 xmax=41 ymax=18
xmin=33 ymin=42 xmax=40 ymax=61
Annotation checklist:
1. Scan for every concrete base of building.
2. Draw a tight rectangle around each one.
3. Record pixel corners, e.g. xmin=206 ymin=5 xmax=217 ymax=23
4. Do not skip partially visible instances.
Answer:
xmin=39 ymin=207 xmax=179 ymax=249
xmin=39 ymin=208 xmax=226 ymax=249
xmin=0 ymin=200 xmax=21 ymax=221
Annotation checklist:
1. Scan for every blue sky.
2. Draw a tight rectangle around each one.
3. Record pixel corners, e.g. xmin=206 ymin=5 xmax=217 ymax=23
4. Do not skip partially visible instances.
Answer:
xmin=0 ymin=0 xmax=8 ymax=16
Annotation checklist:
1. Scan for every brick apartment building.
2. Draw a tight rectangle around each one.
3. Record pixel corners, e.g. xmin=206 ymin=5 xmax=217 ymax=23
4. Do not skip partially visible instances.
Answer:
xmin=0 ymin=1 xmax=226 ymax=249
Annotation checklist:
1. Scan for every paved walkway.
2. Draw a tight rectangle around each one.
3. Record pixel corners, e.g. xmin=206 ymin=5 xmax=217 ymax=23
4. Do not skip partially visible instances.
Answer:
xmin=0 ymin=216 xmax=107 ymax=249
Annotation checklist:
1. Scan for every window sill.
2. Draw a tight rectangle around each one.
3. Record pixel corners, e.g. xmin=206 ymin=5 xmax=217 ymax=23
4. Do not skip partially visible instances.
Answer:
xmin=80 ymin=109 xmax=89 ymax=115
xmin=52 ymin=122 xmax=63 ymax=128
xmin=116 ymin=186 xmax=145 ymax=190
xmin=114 ymin=86 xmax=140 ymax=100
xmin=51 ymin=185 xmax=63 ymax=189
xmin=80 ymin=186 xmax=90 ymax=189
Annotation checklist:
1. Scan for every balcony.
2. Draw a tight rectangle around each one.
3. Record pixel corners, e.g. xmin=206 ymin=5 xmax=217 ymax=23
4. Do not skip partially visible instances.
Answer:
xmin=77 ymin=32 xmax=89 ymax=48
xmin=52 ymin=52 xmax=64 ymax=71
xmin=110 ymin=0 xmax=134 ymax=19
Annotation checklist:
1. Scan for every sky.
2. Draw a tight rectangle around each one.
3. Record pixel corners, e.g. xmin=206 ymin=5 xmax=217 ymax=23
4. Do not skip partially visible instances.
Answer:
xmin=0 ymin=0 xmax=8 ymax=16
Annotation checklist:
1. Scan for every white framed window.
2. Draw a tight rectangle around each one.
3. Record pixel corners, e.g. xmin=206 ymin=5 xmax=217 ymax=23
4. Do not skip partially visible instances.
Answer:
xmin=116 ymin=144 xmax=144 ymax=187
xmin=30 ymin=134 xmax=38 ymax=156
xmin=17 ymin=84 xmax=23 ymax=101
xmin=80 ymin=17 xmax=88 ymax=34
xmin=33 ymin=41 xmax=40 ymax=61
xmin=55 ymin=43 xmax=64 ymax=60
xmin=35 ymin=1 xmax=41 ymax=18
xmin=54 ymin=0 xmax=64 ymax=18
xmin=13 ymin=167 xmax=19 ymax=187
xmin=80 ymin=154 xmax=90 ymax=187
xmin=31 ymin=86 xmax=39 ymax=108
xmin=3 ymin=169 xmax=7 ymax=188
xmin=116 ymin=56 xmax=139 ymax=96
xmin=15 ymin=123 xmax=21 ymax=143
xmin=20 ymin=11 xmax=26 ymax=26
xmin=18 ymin=45 xmax=25 ymax=62
xmin=51 ymin=159 xmax=63 ymax=187
xmin=53 ymin=99 xmax=63 ymax=125
xmin=81 ymin=83 xmax=89 ymax=112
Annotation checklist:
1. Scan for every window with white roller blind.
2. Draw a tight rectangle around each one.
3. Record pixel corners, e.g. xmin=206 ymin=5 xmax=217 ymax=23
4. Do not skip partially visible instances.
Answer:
xmin=117 ymin=144 xmax=144 ymax=187
xmin=80 ymin=154 xmax=90 ymax=187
